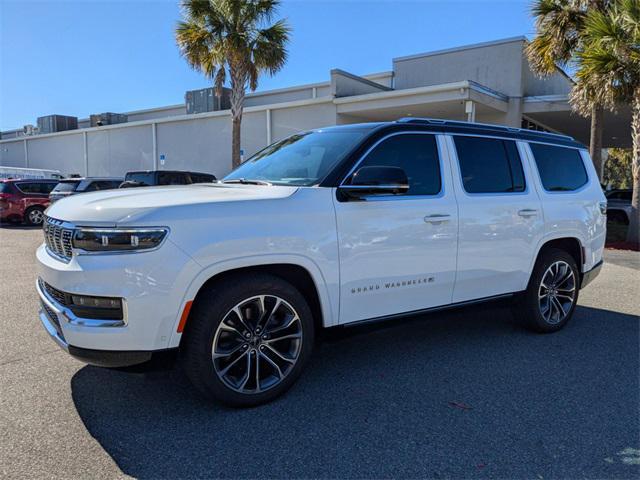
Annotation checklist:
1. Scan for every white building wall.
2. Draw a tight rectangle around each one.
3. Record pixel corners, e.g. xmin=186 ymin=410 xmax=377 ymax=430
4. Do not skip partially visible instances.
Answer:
xmin=271 ymin=103 xmax=337 ymax=142
xmin=156 ymin=115 xmax=232 ymax=177
xmin=0 ymin=141 xmax=26 ymax=167
xmin=29 ymin=134 xmax=85 ymax=174
xmin=87 ymin=125 xmax=154 ymax=177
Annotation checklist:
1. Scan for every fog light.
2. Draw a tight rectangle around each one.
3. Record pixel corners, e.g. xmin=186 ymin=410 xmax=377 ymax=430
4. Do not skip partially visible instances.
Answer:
xmin=71 ymin=295 xmax=121 ymax=309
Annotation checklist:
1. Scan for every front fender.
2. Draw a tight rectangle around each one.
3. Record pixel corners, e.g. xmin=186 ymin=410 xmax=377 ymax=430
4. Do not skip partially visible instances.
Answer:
xmin=167 ymin=253 xmax=338 ymax=348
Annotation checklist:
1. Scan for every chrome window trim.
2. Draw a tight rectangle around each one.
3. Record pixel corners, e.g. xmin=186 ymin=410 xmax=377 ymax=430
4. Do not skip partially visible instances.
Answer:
xmin=338 ymin=131 xmax=445 ymax=201
xmin=37 ymin=278 xmax=127 ymax=328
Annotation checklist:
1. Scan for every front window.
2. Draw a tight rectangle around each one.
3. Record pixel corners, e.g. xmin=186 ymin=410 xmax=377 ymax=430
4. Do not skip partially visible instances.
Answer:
xmin=224 ymin=130 xmax=366 ymax=186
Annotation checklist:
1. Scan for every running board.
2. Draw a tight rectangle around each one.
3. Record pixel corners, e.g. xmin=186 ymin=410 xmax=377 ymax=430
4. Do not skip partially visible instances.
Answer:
xmin=341 ymin=292 xmax=518 ymax=328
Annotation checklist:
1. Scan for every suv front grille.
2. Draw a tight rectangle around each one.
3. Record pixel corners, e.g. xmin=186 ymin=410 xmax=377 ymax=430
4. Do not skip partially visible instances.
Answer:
xmin=43 ymin=216 xmax=74 ymax=261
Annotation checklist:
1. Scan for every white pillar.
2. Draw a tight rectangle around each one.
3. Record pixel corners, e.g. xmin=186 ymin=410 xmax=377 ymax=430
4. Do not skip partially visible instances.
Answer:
xmin=83 ymin=131 xmax=88 ymax=175
xmin=266 ymin=109 xmax=272 ymax=145
xmin=23 ymin=139 xmax=28 ymax=167
xmin=152 ymin=123 xmax=158 ymax=169
xmin=465 ymin=100 xmax=476 ymax=123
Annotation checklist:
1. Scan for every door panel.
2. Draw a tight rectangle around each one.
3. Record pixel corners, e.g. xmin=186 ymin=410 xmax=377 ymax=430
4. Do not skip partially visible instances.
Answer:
xmin=334 ymin=134 xmax=458 ymax=324
xmin=447 ymin=136 xmax=544 ymax=302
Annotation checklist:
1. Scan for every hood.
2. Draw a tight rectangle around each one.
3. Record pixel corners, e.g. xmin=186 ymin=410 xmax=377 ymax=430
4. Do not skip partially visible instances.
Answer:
xmin=45 ymin=183 xmax=299 ymax=225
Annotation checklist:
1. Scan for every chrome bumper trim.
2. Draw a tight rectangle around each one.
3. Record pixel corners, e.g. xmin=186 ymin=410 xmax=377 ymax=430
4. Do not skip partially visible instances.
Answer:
xmin=36 ymin=278 xmax=126 ymax=329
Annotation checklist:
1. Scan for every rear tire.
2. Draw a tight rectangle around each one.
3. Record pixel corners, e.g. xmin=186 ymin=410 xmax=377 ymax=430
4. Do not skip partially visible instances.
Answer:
xmin=24 ymin=206 xmax=45 ymax=226
xmin=516 ymin=248 xmax=580 ymax=333
xmin=180 ymin=273 xmax=315 ymax=407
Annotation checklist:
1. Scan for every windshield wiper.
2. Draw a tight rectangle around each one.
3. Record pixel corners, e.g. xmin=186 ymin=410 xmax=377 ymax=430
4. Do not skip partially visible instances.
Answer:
xmin=221 ymin=178 xmax=272 ymax=186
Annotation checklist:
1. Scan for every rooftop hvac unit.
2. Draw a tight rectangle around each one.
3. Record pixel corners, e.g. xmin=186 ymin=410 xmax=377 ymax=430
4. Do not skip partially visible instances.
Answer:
xmin=23 ymin=124 xmax=38 ymax=136
xmin=37 ymin=115 xmax=78 ymax=134
xmin=90 ymin=112 xmax=128 ymax=127
xmin=185 ymin=87 xmax=231 ymax=114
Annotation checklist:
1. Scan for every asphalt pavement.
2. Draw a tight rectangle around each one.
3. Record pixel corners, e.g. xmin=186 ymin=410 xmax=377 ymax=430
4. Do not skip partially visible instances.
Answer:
xmin=1 ymin=225 xmax=638 ymax=479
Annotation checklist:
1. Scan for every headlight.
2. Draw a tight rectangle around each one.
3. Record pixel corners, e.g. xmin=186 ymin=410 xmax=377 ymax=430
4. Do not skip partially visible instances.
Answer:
xmin=72 ymin=227 xmax=168 ymax=252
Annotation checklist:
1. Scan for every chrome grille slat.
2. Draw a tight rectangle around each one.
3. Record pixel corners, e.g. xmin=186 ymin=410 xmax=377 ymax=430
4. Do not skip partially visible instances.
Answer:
xmin=43 ymin=216 xmax=74 ymax=261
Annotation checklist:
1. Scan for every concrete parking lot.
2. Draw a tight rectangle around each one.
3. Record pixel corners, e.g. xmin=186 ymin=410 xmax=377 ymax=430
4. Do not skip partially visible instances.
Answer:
xmin=1 ymin=226 xmax=639 ymax=479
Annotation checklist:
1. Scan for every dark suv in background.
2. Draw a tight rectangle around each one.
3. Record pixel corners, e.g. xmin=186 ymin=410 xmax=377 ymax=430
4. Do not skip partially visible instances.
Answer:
xmin=119 ymin=170 xmax=216 ymax=188
xmin=49 ymin=177 xmax=123 ymax=203
xmin=0 ymin=179 xmax=59 ymax=225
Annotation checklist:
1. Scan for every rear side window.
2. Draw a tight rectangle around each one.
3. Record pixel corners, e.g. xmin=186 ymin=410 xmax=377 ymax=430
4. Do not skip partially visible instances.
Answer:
xmin=52 ymin=181 xmax=80 ymax=193
xmin=454 ymin=136 xmax=525 ymax=193
xmin=0 ymin=183 xmax=13 ymax=194
xmin=158 ymin=172 xmax=189 ymax=185
xmin=15 ymin=182 xmax=56 ymax=194
xmin=352 ymin=133 xmax=441 ymax=195
xmin=125 ymin=172 xmax=155 ymax=185
xmin=529 ymin=143 xmax=588 ymax=192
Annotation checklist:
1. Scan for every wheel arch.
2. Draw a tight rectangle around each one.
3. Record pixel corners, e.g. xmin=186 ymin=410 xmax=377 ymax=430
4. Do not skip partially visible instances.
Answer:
xmin=169 ymin=256 xmax=334 ymax=348
xmin=531 ymin=236 xmax=584 ymax=280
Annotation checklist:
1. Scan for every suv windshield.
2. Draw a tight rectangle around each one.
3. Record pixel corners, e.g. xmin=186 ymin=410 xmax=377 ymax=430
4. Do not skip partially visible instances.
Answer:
xmin=223 ymin=130 xmax=366 ymax=186
xmin=52 ymin=181 xmax=80 ymax=193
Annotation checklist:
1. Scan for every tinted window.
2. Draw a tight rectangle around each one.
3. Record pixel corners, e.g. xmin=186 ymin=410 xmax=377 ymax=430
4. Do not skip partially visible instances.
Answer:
xmin=351 ymin=134 xmax=441 ymax=195
xmin=125 ymin=172 xmax=155 ymax=186
xmin=158 ymin=172 xmax=189 ymax=185
xmin=454 ymin=136 xmax=526 ymax=193
xmin=16 ymin=182 xmax=56 ymax=194
xmin=606 ymin=191 xmax=632 ymax=201
xmin=530 ymin=143 xmax=588 ymax=191
xmin=190 ymin=173 xmax=216 ymax=183
xmin=83 ymin=180 xmax=121 ymax=191
xmin=52 ymin=181 xmax=80 ymax=193
xmin=0 ymin=183 xmax=13 ymax=194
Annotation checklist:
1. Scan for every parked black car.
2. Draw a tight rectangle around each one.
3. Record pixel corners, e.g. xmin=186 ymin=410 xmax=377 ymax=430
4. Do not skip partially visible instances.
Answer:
xmin=49 ymin=177 xmax=123 ymax=203
xmin=119 ymin=170 xmax=217 ymax=188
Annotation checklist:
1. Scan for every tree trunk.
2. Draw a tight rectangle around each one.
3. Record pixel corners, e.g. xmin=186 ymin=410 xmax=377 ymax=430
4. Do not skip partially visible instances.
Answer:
xmin=229 ymin=70 xmax=246 ymax=170
xmin=590 ymin=104 xmax=604 ymax=181
xmin=627 ymin=88 xmax=640 ymax=244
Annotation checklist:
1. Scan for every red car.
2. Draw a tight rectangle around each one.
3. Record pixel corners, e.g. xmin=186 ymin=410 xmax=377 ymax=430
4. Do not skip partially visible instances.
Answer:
xmin=0 ymin=179 xmax=59 ymax=226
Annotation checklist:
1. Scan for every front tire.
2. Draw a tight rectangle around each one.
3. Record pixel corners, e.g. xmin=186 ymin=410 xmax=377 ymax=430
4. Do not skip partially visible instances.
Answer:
xmin=181 ymin=273 xmax=315 ymax=407
xmin=517 ymin=248 xmax=580 ymax=333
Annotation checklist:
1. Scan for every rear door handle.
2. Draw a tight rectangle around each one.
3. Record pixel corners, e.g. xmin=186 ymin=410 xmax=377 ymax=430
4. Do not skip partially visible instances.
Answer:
xmin=518 ymin=209 xmax=538 ymax=217
xmin=424 ymin=214 xmax=451 ymax=224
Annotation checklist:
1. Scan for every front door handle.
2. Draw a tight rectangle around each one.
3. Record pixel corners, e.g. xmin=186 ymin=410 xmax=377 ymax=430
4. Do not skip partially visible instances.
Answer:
xmin=424 ymin=214 xmax=451 ymax=224
xmin=518 ymin=209 xmax=538 ymax=217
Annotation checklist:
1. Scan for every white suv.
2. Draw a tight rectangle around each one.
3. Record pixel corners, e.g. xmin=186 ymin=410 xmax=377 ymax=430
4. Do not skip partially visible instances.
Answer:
xmin=36 ymin=118 xmax=606 ymax=406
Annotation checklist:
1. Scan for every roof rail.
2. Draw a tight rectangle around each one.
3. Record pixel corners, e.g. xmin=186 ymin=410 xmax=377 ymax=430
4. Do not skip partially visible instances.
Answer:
xmin=395 ymin=117 xmax=575 ymax=141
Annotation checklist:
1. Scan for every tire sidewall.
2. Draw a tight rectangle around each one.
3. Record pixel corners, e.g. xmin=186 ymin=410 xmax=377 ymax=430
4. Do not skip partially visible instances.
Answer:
xmin=524 ymin=248 xmax=580 ymax=332
xmin=183 ymin=274 xmax=314 ymax=407
xmin=24 ymin=206 xmax=44 ymax=226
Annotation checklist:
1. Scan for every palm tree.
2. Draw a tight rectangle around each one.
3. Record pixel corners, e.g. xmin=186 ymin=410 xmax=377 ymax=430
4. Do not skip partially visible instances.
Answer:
xmin=571 ymin=0 xmax=640 ymax=243
xmin=526 ymin=0 xmax=611 ymax=179
xmin=176 ymin=0 xmax=290 ymax=168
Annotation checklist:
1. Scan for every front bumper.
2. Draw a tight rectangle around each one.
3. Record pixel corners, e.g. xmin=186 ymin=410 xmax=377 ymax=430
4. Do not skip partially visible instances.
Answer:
xmin=36 ymin=238 xmax=201 ymax=355
xmin=37 ymin=277 xmax=157 ymax=367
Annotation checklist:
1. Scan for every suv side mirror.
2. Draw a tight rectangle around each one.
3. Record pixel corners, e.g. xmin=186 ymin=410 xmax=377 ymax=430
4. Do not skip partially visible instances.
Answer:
xmin=338 ymin=166 xmax=409 ymax=200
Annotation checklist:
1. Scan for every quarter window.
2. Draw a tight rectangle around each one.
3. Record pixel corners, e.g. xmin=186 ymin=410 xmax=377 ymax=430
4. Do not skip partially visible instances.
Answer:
xmin=351 ymin=134 xmax=441 ymax=195
xmin=529 ymin=143 xmax=588 ymax=191
xmin=454 ymin=136 xmax=526 ymax=193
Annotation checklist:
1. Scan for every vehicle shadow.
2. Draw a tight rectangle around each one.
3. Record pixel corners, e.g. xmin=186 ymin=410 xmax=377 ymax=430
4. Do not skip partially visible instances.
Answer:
xmin=71 ymin=303 xmax=639 ymax=479
xmin=0 ymin=223 xmax=40 ymax=230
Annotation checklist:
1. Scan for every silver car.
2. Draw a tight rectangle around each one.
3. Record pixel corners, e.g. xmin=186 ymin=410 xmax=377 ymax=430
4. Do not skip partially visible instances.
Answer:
xmin=605 ymin=189 xmax=632 ymax=224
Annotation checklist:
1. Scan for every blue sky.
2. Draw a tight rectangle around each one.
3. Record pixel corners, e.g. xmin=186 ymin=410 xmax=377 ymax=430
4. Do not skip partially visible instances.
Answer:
xmin=0 ymin=0 xmax=535 ymax=131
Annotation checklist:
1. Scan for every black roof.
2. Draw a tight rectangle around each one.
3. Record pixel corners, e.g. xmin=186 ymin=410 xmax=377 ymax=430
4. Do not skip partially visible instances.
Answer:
xmin=314 ymin=118 xmax=585 ymax=149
